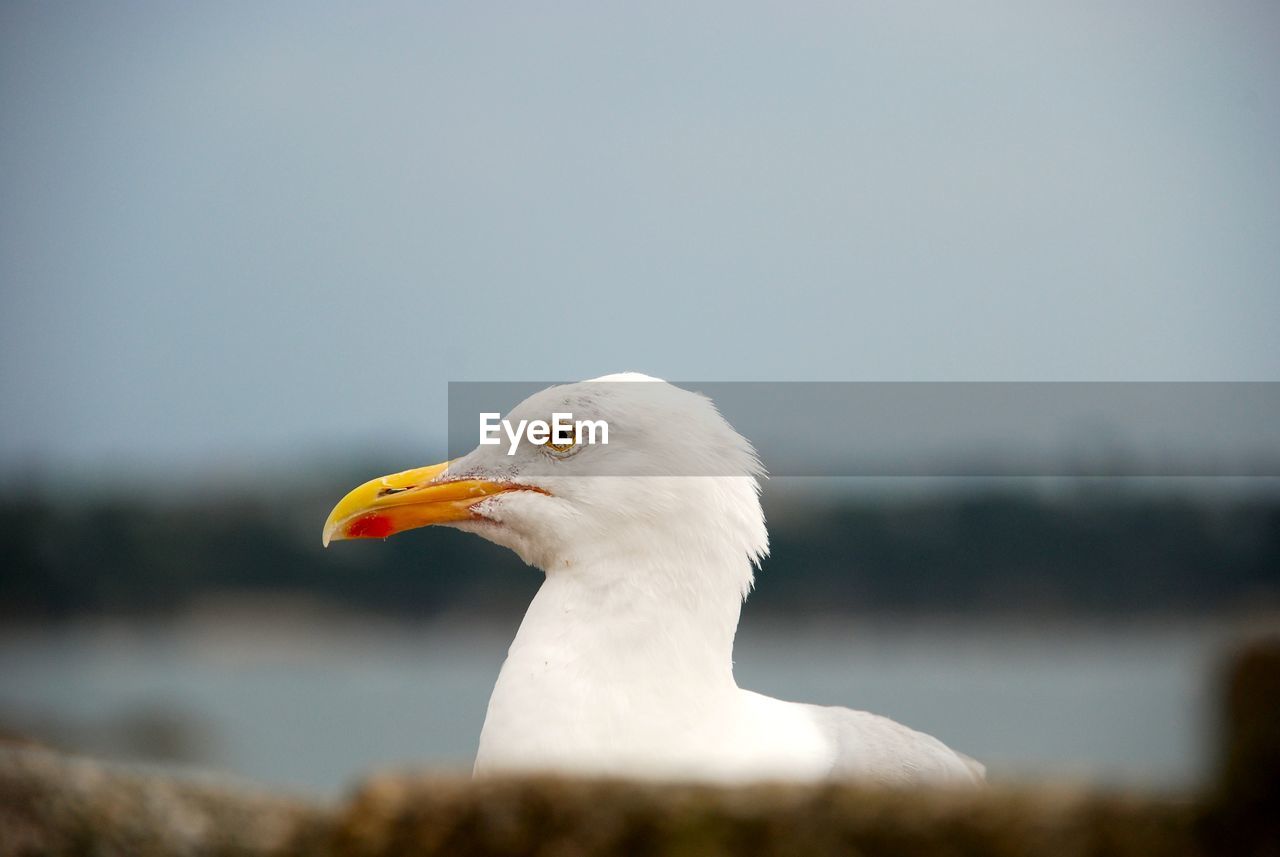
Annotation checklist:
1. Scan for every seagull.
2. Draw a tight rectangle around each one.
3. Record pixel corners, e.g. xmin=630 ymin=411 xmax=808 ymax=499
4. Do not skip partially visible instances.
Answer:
xmin=323 ymin=374 xmax=984 ymax=786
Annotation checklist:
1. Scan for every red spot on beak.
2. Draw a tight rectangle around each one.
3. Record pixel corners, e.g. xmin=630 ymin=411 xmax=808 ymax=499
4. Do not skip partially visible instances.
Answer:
xmin=347 ymin=514 xmax=395 ymax=539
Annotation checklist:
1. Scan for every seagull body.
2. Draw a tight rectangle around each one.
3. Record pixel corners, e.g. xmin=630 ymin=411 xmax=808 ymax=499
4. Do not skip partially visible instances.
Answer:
xmin=324 ymin=374 xmax=984 ymax=786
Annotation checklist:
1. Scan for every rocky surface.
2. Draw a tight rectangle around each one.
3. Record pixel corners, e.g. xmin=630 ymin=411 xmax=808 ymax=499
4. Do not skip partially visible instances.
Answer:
xmin=0 ymin=745 xmax=1213 ymax=857
xmin=0 ymin=745 xmax=329 ymax=857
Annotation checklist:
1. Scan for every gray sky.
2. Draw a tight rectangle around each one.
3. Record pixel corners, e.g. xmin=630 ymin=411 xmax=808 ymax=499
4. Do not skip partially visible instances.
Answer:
xmin=2 ymin=2 xmax=1278 ymax=478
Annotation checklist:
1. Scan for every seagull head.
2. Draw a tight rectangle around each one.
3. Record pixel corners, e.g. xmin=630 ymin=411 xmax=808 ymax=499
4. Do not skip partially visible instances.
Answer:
xmin=323 ymin=374 xmax=768 ymax=587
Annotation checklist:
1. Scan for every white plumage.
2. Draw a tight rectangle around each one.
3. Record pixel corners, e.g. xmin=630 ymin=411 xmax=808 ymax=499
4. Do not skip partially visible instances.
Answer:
xmin=328 ymin=373 xmax=984 ymax=785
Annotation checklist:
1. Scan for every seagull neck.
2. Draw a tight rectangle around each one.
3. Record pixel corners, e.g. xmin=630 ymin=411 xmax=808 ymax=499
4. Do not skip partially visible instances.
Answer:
xmin=514 ymin=552 xmax=746 ymax=689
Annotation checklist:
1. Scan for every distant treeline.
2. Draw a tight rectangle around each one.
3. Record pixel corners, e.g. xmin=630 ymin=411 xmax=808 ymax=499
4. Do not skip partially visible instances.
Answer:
xmin=1 ymin=489 xmax=1277 ymax=621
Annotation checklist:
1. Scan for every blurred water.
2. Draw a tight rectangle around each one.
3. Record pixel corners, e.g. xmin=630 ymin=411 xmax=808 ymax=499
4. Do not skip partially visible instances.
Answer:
xmin=0 ymin=613 xmax=1232 ymax=796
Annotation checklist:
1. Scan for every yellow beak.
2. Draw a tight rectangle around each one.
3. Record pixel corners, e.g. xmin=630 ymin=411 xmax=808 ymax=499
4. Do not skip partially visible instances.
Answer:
xmin=321 ymin=460 xmax=529 ymax=547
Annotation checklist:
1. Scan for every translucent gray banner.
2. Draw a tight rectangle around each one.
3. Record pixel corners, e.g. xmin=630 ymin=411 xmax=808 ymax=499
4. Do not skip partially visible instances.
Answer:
xmin=447 ymin=381 xmax=1280 ymax=477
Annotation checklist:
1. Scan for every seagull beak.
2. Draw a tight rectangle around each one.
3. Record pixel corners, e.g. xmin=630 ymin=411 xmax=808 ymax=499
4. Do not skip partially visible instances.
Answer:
xmin=322 ymin=460 xmax=524 ymax=547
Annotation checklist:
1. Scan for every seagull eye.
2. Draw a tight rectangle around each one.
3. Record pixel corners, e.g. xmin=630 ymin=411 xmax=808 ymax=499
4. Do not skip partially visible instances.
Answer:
xmin=545 ymin=437 xmax=576 ymax=454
